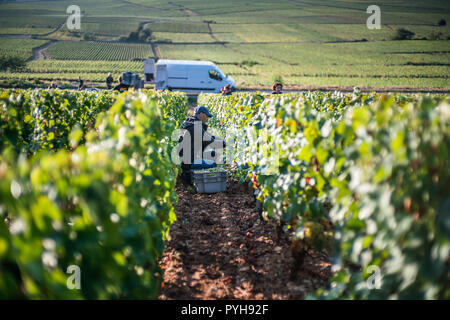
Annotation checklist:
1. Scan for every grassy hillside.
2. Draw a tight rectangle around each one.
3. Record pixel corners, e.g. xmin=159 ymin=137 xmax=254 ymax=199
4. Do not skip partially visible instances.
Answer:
xmin=0 ymin=0 xmax=449 ymax=90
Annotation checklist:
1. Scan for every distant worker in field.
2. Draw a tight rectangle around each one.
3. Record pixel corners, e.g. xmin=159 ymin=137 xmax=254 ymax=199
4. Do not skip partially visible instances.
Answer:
xmin=77 ymin=76 xmax=85 ymax=90
xmin=178 ymin=106 xmax=226 ymax=185
xmin=47 ymin=82 xmax=57 ymax=89
xmin=106 ymin=73 xmax=113 ymax=89
xmin=113 ymin=76 xmax=130 ymax=92
xmin=220 ymin=84 xmax=232 ymax=95
xmin=272 ymin=82 xmax=283 ymax=94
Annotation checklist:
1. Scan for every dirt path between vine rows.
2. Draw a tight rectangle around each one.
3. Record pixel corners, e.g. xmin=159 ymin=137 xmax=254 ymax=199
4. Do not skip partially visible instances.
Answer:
xmin=31 ymin=40 xmax=55 ymax=61
xmin=158 ymin=179 xmax=331 ymax=300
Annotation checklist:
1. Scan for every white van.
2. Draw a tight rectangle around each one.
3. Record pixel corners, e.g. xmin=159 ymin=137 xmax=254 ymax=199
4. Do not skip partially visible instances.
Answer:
xmin=144 ymin=59 xmax=235 ymax=93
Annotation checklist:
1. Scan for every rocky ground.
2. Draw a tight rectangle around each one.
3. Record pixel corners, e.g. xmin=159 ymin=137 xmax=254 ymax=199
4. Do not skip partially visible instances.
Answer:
xmin=158 ymin=178 xmax=331 ymax=300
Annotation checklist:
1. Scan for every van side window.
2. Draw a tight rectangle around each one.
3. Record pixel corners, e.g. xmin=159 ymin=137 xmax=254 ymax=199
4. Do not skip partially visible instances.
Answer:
xmin=208 ymin=70 xmax=222 ymax=81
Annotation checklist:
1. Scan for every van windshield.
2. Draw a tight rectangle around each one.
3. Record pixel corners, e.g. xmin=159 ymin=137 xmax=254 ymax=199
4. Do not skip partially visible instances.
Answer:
xmin=208 ymin=70 xmax=223 ymax=81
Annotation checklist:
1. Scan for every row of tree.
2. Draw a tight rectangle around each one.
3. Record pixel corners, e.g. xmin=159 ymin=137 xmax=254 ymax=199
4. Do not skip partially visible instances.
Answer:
xmin=120 ymin=24 xmax=152 ymax=43
xmin=0 ymin=55 xmax=26 ymax=72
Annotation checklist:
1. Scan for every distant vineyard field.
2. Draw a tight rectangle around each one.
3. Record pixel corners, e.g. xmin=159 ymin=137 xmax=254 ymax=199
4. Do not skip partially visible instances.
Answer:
xmin=0 ymin=0 xmax=449 ymax=90
xmin=0 ymin=28 xmax=55 ymax=35
xmin=47 ymin=41 xmax=154 ymax=61
xmin=0 ymin=10 xmax=64 ymax=32
xmin=152 ymin=32 xmax=216 ymax=43
xmin=145 ymin=22 xmax=210 ymax=33
xmin=26 ymin=60 xmax=142 ymax=74
xmin=0 ymin=38 xmax=48 ymax=60
xmin=0 ymin=60 xmax=144 ymax=88
xmin=59 ymin=17 xmax=148 ymax=37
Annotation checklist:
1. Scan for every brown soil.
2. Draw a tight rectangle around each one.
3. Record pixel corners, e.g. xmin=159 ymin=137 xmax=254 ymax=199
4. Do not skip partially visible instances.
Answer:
xmin=31 ymin=40 xmax=55 ymax=61
xmin=158 ymin=178 xmax=331 ymax=300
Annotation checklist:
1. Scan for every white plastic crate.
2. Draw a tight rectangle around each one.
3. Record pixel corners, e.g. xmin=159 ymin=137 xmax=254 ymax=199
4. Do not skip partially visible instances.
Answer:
xmin=192 ymin=171 xmax=227 ymax=193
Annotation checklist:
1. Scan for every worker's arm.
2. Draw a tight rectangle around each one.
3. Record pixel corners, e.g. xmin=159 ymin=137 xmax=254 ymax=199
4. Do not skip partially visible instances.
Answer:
xmin=203 ymin=130 xmax=226 ymax=149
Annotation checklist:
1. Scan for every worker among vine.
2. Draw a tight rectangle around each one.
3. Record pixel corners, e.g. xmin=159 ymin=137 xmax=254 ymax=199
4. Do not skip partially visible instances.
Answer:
xmin=178 ymin=106 xmax=226 ymax=185
xmin=272 ymin=82 xmax=283 ymax=94
xmin=113 ymin=75 xmax=130 ymax=92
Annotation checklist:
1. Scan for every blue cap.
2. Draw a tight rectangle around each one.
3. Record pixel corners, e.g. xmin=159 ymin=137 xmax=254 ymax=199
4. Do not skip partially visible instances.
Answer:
xmin=194 ymin=106 xmax=213 ymax=117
